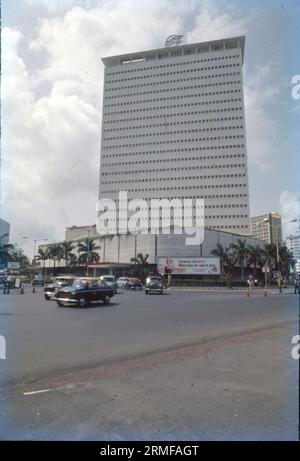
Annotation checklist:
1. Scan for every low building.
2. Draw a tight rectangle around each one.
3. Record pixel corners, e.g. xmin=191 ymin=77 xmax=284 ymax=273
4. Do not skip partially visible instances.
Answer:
xmin=65 ymin=224 xmax=98 ymax=241
xmin=250 ymin=212 xmax=282 ymax=244
xmin=286 ymin=233 xmax=300 ymax=275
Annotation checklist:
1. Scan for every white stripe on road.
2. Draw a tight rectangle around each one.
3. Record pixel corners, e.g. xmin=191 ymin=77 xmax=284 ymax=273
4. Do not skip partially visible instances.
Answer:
xmin=23 ymin=389 xmax=50 ymax=396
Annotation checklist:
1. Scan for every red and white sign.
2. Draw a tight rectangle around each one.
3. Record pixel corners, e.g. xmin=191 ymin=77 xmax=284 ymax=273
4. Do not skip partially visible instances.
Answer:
xmin=157 ymin=257 xmax=220 ymax=275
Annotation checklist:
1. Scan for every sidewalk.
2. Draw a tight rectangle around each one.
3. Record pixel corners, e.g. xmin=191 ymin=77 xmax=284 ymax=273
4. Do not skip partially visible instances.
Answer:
xmin=168 ymin=286 xmax=295 ymax=294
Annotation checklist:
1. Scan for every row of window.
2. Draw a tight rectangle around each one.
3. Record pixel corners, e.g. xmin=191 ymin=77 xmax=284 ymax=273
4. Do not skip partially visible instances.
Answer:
xmin=102 ymin=137 xmax=244 ymax=150
xmin=104 ymin=81 xmax=242 ymax=99
xmin=104 ymin=90 xmax=242 ymax=108
xmin=104 ymin=98 xmax=243 ymax=116
xmin=103 ymin=116 xmax=244 ymax=132
xmin=107 ymin=55 xmax=240 ymax=76
xmin=101 ymin=173 xmax=247 ymax=185
xmin=101 ymin=164 xmax=246 ymax=176
xmin=102 ymin=150 xmax=245 ymax=161
xmin=102 ymin=126 xmax=244 ymax=142
xmin=104 ymin=72 xmax=241 ymax=92
xmin=101 ymin=184 xmax=248 ymax=194
xmin=103 ymin=107 xmax=243 ymax=125
xmin=101 ymin=194 xmax=248 ymax=200
xmin=208 ymin=225 xmax=248 ymax=229
xmin=105 ymin=63 xmax=240 ymax=84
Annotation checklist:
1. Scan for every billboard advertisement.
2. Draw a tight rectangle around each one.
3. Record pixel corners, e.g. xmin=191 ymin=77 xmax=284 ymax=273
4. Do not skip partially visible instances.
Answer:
xmin=157 ymin=257 xmax=221 ymax=275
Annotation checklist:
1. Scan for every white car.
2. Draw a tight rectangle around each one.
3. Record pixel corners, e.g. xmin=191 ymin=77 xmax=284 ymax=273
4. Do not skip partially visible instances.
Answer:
xmin=100 ymin=275 xmax=118 ymax=293
xmin=117 ymin=277 xmax=130 ymax=288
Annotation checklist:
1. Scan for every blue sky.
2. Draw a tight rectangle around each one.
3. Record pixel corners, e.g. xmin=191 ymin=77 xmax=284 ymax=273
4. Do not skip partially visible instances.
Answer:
xmin=1 ymin=0 xmax=299 ymax=255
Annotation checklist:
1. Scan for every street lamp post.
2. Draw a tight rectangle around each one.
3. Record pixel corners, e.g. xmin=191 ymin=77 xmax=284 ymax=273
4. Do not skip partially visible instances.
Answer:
xmin=22 ymin=236 xmax=48 ymax=268
xmin=263 ymin=219 xmax=281 ymax=291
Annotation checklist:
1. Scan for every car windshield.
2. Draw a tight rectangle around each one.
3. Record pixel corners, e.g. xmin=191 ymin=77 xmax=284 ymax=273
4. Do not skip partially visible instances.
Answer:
xmin=72 ymin=280 xmax=89 ymax=289
xmin=103 ymin=277 xmax=114 ymax=282
xmin=149 ymin=278 xmax=161 ymax=282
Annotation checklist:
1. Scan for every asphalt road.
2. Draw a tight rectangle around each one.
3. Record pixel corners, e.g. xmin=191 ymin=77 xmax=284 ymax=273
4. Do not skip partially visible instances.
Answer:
xmin=0 ymin=286 xmax=298 ymax=440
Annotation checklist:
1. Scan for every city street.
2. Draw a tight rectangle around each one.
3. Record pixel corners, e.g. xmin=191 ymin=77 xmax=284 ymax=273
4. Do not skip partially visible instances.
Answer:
xmin=0 ymin=286 xmax=298 ymax=440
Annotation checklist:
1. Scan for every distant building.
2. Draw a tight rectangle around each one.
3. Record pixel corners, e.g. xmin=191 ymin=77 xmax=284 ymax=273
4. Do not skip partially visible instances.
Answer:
xmin=250 ymin=213 xmax=282 ymax=244
xmin=0 ymin=218 xmax=10 ymax=245
xmin=65 ymin=225 xmax=98 ymax=241
xmin=286 ymin=233 xmax=300 ymax=274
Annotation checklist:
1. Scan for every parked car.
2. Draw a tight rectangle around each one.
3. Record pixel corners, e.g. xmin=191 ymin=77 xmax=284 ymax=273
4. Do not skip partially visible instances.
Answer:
xmin=127 ymin=277 xmax=143 ymax=290
xmin=100 ymin=275 xmax=118 ymax=293
xmin=117 ymin=277 xmax=130 ymax=289
xmin=145 ymin=276 xmax=164 ymax=295
xmin=32 ymin=275 xmax=51 ymax=287
xmin=43 ymin=276 xmax=75 ymax=300
xmin=54 ymin=279 xmax=115 ymax=307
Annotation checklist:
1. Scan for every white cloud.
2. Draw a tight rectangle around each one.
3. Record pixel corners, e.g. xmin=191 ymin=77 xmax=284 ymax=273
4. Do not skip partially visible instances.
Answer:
xmin=279 ymin=191 xmax=300 ymax=239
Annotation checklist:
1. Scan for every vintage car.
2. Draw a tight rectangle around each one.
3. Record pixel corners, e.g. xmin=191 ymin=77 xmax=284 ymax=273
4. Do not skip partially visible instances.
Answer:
xmin=43 ymin=275 xmax=75 ymax=300
xmin=145 ymin=276 xmax=164 ymax=295
xmin=54 ymin=278 xmax=115 ymax=307
xmin=127 ymin=277 xmax=143 ymax=291
xmin=32 ymin=275 xmax=51 ymax=287
xmin=100 ymin=275 xmax=118 ymax=293
xmin=117 ymin=277 xmax=130 ymax=289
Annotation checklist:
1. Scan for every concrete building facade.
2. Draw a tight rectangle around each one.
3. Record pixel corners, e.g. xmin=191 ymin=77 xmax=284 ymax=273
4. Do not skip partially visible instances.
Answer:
xmin=250 ymin=213 xmax=282 ymax=245
xmin=99 ymin=36 xmax=250 ymax=234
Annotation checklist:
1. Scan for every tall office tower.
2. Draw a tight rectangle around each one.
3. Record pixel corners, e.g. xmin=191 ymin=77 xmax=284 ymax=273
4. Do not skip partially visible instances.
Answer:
xmin=99 ymin=36 xmax=250 ymax=234
xmin=250 ymin=212 xmax=282 ymax=244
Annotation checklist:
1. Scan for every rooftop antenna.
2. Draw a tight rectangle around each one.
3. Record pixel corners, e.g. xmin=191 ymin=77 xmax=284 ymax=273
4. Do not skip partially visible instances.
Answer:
xmin=165 ymin=34 xmax=184 ymax=47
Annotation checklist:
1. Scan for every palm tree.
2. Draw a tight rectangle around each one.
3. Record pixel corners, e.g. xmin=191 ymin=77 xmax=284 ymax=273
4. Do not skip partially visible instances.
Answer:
xmin=77 ymin=239 xmax=100 ymax=266
xmin=262 ymin=243 xmax=277 ymax=269
xmin=211 ymin=243 xmax=228 ymax=280
xmin=48 ymin=244 xmax=64 ymax=271
xmin=36 ymin=247 xmax=50 ymax=275
xmin=231 ymin=239 xmax=248 ymax=281
xmin=279 ymin=245 xmax=295 ymax=276
xmin=246 ymin=244 xmax=263 ymax=279
xmin=61 ymin=241 xmax=75 ymax=270
xmin=130 ymin=253 xmax=149 ymax=280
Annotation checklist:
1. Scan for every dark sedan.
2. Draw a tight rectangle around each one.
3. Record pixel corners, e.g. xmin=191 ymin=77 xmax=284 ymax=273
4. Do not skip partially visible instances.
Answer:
xmin=54 ymin=279 xmax=115 ymax=307
xmin=145 ymin=276 xmax=164 ymax=295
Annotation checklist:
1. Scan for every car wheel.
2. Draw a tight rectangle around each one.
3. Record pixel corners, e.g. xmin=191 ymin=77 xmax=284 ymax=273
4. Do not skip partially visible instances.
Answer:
xmin=145 ymin=291 xmax=148 ymax=295
xmin=160 ymin=290 xmax=163 ymax=294
xmin=44 ymin=295 xmax=50 ymax=300
xmin=57 ymin=300 xmax=64 ymax=307
xmin=103 ymin=296 xmax=111 ymax=304
xmin=78 ymin=298 xmax=87 ymax=308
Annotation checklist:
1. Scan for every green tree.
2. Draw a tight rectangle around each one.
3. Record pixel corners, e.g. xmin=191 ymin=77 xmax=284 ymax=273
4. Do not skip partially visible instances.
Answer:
xmin=77 ymin=239 xmax=100 ymax=266
xmin=279 ymin=245 xmax=295 ymax=276
xmin=210 ymin=243 xmax=227 ymax=280
xmin=36 ymin=247 xmax=50 ymax=275
xmin=231 ymin=239 xmax=248 ymax=281
xmin=246 ymin=244 xmax=263 ymax=279
xmin=48 ymin=244 xmax=64 ymax=271
xmin=61 ymin=241 xmax=75 ymax=269
xmin=130 ymin=253 xmax=149 ymax=280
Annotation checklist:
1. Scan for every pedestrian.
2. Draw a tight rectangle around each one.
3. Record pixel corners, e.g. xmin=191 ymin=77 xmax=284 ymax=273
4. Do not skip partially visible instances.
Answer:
xmin=294 ymin=278 xmax=299 ymax=294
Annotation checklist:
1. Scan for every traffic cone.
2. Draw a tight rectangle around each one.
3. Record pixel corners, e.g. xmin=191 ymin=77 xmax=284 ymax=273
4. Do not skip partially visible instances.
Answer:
xmin=20 ymin=287 xmax=25 ymax=295
xmin=32 ymin=286 xmax=36 ymax=293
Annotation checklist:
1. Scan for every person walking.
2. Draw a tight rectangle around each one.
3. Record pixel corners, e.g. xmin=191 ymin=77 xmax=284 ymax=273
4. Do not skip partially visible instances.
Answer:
xmin=294 ymin=278 xmax=299 ymax=294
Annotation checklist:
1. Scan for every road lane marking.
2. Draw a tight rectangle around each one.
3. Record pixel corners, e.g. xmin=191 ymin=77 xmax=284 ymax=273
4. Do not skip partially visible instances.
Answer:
xmin=23 ymin=389 xmax=50 ymax=396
